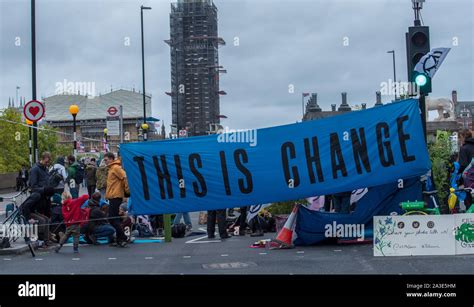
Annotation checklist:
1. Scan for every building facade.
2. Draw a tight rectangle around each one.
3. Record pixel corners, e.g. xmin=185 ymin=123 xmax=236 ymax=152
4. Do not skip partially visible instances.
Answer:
xmin=43 ymin=89 xmax=158 ymax=153
xmin=167 ymin=0 xmax=225 ymax=136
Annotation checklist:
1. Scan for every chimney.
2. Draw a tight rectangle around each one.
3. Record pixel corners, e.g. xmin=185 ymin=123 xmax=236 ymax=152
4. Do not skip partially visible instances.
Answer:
xmin=311 ymin=93 xmax=322 ymax=112
xmin=338 ymin=92 xmax=351 ymax=112
xmin=452 ymin=90 xmax=458 ymax=107
xmin=331 ymin=104 xmax=336 ymax=112
xmin=361 ymin=103 xmax=367 ymax=110
xmin=375 ymin=91 xmax=383 ymax=107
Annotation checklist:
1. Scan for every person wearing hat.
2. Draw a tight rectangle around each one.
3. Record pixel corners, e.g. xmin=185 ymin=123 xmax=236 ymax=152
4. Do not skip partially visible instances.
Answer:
xmin=21 ymin=186 xmax=56 ymax=246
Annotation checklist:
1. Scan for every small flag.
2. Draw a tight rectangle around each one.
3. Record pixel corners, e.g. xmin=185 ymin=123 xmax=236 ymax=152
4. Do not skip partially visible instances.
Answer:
xmin=414 ymin=47 xmax=451 ymax=79
xmin=246 ymin=204 xmax=272 ymax=223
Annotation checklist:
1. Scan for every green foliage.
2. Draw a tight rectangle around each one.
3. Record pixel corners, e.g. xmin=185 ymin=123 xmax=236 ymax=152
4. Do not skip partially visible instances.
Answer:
xmin=0 ymin=108 xmax=72 ymax=173
xmin=268 ymin=199 xmax=307 ymax=215
xmin=428 ymin=137 xmax=452 ymax=212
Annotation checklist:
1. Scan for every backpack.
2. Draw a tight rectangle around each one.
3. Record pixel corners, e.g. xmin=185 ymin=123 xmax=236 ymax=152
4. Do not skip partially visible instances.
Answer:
xmin=133 ymin=223 xmax=154 ymax=237
xmin=48 ymin=167 xmax=63 ymax=188
xmin=171 ymin=223 xmax=186 ymax=238
xmin=74 ymin=164 xmax=85 ymax=184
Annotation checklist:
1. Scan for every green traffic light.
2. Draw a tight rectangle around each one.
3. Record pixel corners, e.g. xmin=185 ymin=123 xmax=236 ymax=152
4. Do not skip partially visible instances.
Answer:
xmin=415 ymin=74 xmax=428 ymax=87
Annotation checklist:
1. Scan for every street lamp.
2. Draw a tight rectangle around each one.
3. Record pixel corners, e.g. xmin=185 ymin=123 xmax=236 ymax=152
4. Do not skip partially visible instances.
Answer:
xmin=140 ymin=5 xmax=152 ymax=141
xmin=69 ymin=104 xmax=79 ymax=156
xmin=141 ymin=123 xmax=149 ymax=141
xmin=103 ymin=128 xmax=108 ymax=152
xmin=387 ymin=50 xmax=397 ymax=101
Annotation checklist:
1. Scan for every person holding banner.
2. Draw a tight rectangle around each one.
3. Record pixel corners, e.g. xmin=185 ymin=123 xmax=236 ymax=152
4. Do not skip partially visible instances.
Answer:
xmin=207 ymin=209 xmax=229 ymax=239
xmin=104 ymin=152 xmax=129 ymax=247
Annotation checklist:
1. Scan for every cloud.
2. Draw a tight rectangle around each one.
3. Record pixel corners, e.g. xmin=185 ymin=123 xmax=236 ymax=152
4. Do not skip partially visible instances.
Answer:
xmin=1 ymin=0 xmax=472 ymax=132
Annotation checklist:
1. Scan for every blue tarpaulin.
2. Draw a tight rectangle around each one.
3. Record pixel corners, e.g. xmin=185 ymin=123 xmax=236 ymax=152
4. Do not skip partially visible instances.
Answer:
xmin=294 ymin=177 xmax=423 ymax=246
xmin=120 ymin=99 xmax=430 ymax=215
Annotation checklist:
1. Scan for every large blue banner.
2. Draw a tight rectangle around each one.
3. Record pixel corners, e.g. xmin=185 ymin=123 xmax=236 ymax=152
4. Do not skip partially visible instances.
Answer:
xmin=121 ymin=99 xmax=431 ymax=214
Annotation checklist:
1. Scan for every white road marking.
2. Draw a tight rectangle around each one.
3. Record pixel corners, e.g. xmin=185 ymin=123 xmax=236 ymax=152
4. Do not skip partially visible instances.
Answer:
xmin=185 ymin=235 xmax=221 ymax=244
xmin=108 ymin=257 xmax=116 ymax=260
xmin=221 ymin=254 xmax=229 ymax=257
xmin=35 ymin=258 xmax=43 ymax=261
xmin=183 ymin=256 xmax=191 ymax=259
xmin=296 ymin=251 xmax=305 ymax=254
xmin=334 ymin=249 xmax=342 ymax=252
xmin=72 ymin=258 xmax=80 ymax=261
xmin=3 ymin=258 xmax=12 ymax=261
xmin=259 ymin=252 xmax=267 ymax=255
xmin=145 ymin=257 xmax=153 ymax=260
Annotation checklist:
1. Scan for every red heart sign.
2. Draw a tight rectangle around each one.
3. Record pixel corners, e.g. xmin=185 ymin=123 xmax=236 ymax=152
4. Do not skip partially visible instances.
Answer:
xmin=29 ymin=106 xmax=40 ymax=117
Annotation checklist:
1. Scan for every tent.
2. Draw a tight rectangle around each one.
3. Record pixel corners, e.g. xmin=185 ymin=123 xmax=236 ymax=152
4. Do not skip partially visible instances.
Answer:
xmin=294 ymin=177 xmax=423 ymax=246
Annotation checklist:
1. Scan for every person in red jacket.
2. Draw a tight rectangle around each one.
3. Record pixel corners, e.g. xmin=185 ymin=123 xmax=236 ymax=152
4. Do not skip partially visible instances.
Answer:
xmin=55 ymin=192 xmax=89 ymax=253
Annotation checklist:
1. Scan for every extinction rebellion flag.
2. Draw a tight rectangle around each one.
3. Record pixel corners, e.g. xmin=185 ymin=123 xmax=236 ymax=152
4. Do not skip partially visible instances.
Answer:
xmin=120 ymin=99 xmax=431 ymax=215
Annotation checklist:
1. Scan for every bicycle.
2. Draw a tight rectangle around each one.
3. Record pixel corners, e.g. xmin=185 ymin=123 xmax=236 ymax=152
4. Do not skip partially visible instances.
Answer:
xmin=0 ymin=188 xmax=36 ymax=257
xmin=400 ymin=190 xmax=441 ymax=215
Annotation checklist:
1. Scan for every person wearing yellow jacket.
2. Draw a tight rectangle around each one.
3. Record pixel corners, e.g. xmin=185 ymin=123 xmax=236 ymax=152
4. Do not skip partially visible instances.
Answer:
xmin=104 ymin=152 xmax=129 ymax=247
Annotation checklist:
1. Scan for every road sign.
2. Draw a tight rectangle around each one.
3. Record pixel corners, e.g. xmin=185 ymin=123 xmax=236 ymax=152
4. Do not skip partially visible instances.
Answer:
xmin=179 ymin=129 xmax=188 ymax=137
xmin=106 ymin=116 xmax=120 ymax=136
xmin=23 ymin=100 xmax=45 ymax=122
xmin=107 ymin=106 xmax=118 ymax=116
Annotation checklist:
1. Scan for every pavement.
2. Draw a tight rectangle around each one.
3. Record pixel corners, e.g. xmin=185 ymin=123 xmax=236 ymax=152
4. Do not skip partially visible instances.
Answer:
xmin=1 ymin=188 xmax=474 ymax=274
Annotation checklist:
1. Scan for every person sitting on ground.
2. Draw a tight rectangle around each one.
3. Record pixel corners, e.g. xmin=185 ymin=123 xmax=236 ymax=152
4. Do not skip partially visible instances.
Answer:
xmin=20 ymin=186 xmax=55 ymax=247
xmin=55 ymin=192 xmax=89 ymax=254
xmin=119 ymin=203 xmax=133 ymax=243
xmin=85 ymin=192 xmax=115 ymax=245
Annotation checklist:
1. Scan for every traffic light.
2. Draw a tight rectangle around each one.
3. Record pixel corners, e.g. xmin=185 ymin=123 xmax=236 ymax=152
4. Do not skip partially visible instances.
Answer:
xmin=413 ymin=71 xmax=432 ymax=95
xmin=405 ymin=25 xmax=431 ymax=95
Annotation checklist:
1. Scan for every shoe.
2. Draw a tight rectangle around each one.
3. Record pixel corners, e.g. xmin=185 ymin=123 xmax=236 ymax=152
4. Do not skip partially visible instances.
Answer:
xmin=73 ymin=249 xmax=79 ymax=254
xmin=208 ymin=235 xmax=215 ymax=239
xmin=54 ymin=245 xmax=62 ymax=253
xmin=88 ymin=234 xmax=97 ymax=245
xmin=220 ymin=234 xmax=230 ymax=239
xmin=117 ymin=241 xmax=128 ymax=248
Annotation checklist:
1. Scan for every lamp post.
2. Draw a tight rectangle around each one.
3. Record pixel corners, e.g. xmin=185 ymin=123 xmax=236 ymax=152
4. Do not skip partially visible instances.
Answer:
xmin=387 ymin=50 xmax=398 ymax=101
xmin=103 ymin=128 xmax=108 ymax=152
xmin=69 ymin=104 xmax=79 ymax=157
xmin=140 ymin=5 xmax=152 ymax=141
xmin=26 ymin=119 xmax=33 ymax=167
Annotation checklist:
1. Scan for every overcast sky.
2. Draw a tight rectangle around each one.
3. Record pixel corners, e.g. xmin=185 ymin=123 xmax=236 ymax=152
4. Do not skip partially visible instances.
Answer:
xmin=1 ymin=0 xmax=473 ymax=131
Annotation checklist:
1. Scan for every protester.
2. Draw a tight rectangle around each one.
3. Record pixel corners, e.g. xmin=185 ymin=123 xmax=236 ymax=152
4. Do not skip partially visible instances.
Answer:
xmin=235 ymin=206 xmax=248 ymax=235
xmin=458 ymin=129 xmax=474 ymax=174
xmin=104 ymin=152 xmax=129 ymax=247
xmin=96 ymin=159 xmax=108 ymax=200
xmin=55 ymin=192 xmax=89 ymax=254
xmin=85 ymin=158 xmax=98 ymax=198
xmin=29 ymin=152 xmax=52 ymax=190
xmin=16 ymin=166 xmax=29 ymax=191
xmin=173 ymin=212 xmax=192 ymax=232
xmin=119 ymin=203 xmax=133 ymax=242
xmin=333 ymin=191 xmax=352 ymax=214
xmin=20 ymin=186 xmax=55 ymax=247
xmin=85 ymin=192 xmax=115 ymax=244
xmin=207 ymin=210 xmax=229 ymax=239
xmin=51 ymin=156 xmax=68 ymax=195
xmin=66 ymin=155 xmax=82 ymax=198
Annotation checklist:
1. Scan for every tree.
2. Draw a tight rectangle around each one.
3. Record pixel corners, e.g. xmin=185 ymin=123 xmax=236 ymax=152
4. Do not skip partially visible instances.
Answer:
xmin=0 ymin=108 xmax=71 ymax=173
